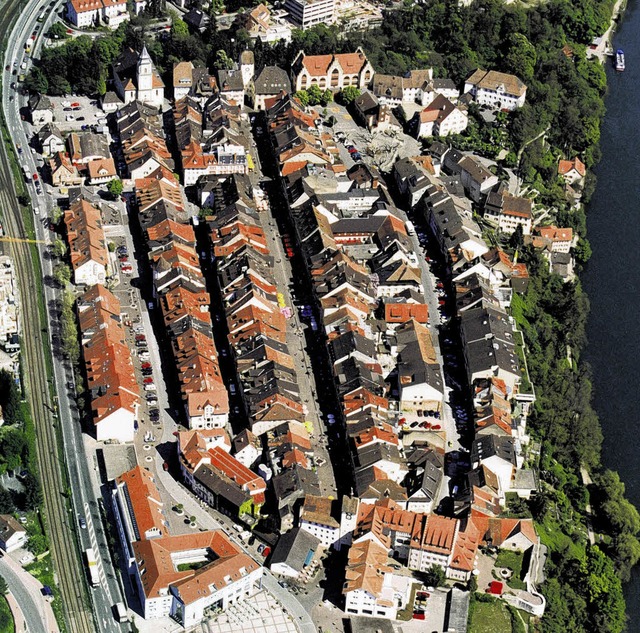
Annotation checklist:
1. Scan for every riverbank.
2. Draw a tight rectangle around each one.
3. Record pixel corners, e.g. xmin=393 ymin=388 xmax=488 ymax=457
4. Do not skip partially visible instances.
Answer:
xmin=583 ymin=0 xmax=640 ymax=629
xmin=588 ymin=0 xmax=627 ymax=61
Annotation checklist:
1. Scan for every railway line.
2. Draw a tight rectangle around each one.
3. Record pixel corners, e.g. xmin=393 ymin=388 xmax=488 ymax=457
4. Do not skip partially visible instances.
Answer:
xmin=0 ymin=1 xmax=96 ymax=630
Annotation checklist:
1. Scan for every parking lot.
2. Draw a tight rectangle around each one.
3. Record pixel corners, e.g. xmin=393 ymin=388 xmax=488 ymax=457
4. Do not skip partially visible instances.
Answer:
xmin=47 ymin=94 xmax=109 ymax=134
xmin=321 ymin=100 xmax=421 ymax=172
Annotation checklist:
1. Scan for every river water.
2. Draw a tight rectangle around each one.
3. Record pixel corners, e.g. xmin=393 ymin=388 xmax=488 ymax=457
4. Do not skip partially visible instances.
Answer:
xmin=582 ymin=0 xmax=640 ymax=626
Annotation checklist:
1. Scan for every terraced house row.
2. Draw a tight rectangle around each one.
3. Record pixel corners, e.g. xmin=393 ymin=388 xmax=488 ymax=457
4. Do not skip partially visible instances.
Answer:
xmin=59 ymin=184 xmax=142 ymax=442
xmin=117 ymin=102 xmax=230 ymax=430
xmin=197 ymin=111 xmax=324 ymax=527
xmin=264 ymin=92 xmax=446 ymax=510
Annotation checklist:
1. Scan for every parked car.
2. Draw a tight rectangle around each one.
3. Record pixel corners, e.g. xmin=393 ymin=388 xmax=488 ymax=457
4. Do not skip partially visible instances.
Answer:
xmin=78 ymin=515 xmax=86 ymax=529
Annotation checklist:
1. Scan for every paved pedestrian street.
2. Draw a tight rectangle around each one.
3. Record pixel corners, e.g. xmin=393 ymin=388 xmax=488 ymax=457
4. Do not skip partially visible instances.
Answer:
xmin=196 ymin=590 xmax=300 ymax=633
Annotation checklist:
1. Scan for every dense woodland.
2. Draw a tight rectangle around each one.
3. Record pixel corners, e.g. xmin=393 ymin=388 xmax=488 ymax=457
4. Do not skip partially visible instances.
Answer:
xmin=26 ymin=0 xmax=639 ymax=629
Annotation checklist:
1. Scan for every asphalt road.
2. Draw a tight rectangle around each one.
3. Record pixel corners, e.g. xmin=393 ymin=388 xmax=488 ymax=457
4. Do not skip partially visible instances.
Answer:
xmin=0 ymin=556 xmax=52 ymax=633
xmin=1 ymin=1 xmax=128 ymax=632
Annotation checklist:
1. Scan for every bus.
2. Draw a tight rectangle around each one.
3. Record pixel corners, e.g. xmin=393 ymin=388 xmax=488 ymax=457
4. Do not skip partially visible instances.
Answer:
xmin=22 ymin=165 xmax=31 ymax=182
xmin=113 ymin=602 xmax=128 ymax=623
xmin=85 ymin=548 xmax=99 ymax=588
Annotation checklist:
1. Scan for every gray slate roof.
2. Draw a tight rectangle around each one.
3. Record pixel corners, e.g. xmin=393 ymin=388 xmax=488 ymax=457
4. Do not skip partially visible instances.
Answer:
xmin=254 ymin=66 xmax=291 ymax=95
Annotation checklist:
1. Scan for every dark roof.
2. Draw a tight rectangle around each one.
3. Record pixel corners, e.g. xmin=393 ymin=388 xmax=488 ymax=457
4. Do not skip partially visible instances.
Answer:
xmin=270 ymin=527 xmax=321 ymax=571
xmin=217 ymin=69 xmax=244 ymax=92
xmin=432 ymin=78 xmax=457 ymax=91
xmin=405 ymin=447 xmax=444 ymax=502
xmin=471 ymin=435 xmax=517 ymax=466
xmin=183 ymin=8 xmax=209 ymax=28
xmin=254 ymin=66 xmax=291 ymax=96
xmin=354 ymin=91 xmax=379 ymax=115
xmin=193 ymin=463 xmax=250 ymax=508
xmin=38 ymin=123 xmax=63 ymax=142
xmin=272 ymin=465 xmax=321 ymax=506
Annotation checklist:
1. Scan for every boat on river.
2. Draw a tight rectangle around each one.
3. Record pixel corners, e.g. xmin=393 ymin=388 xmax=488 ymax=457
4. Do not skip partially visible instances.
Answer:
xmin=616 ymin=49 xmax=626 ymax=71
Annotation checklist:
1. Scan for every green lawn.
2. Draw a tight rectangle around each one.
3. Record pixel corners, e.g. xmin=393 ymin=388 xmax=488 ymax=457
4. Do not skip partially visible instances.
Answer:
xmin=495 ymin=550 xmax=524 ymax=577
xmin=469 ymin=600 xmax=513 ymax=633
xmin=0 ymin=596 xmax=14 ymax=633
xmin=25 ymin=555 xmax=66 ymax=632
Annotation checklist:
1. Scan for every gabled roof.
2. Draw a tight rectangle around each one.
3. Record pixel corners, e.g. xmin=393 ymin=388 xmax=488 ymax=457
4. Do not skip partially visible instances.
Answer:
xmin=254 ymin=66 xmax=291 ymax=96
xmin=343 ymin=539 xmax=392 ymax=600
xmin=133 ymin=531 xmax=260 ymax=602
xmin=115 ymin=466 xmax=167 ymax=540
xmin=558 ymin=156 xmax=585 ymax=177
xmin=465 ymin=68 xmax=527 ymax=97
xmin=298 ymin=50 xmax=370 ymax=78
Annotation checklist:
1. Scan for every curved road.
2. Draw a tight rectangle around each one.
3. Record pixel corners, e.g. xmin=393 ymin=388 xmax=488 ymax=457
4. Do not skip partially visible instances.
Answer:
xmin=0 ymin=555 xmax=58 ymax=633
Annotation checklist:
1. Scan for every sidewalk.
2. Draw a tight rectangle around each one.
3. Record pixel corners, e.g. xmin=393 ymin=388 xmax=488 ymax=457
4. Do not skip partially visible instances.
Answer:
xmin=0 ymin=553 xmax=59 ymax=633
xmin=5 ymin=592 xmax=26 ymax=633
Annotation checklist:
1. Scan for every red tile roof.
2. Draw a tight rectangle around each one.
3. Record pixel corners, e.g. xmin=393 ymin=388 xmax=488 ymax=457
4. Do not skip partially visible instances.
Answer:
xmin=558 ymin=156 xmax=585 ymax=177
xmin=115 ymin=466 xmax=167 ymax=540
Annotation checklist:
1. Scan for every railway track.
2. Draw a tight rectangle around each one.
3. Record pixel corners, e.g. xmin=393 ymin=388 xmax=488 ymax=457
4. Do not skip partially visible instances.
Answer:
xmin=0 ymin=4 xmax=96 ymax=630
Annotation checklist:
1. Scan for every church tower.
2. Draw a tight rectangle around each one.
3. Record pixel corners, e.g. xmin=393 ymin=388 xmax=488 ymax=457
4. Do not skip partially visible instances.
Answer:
xmin=239 ymin=50 xmax=255 ymax=90
xmin=137 ymin=45 xmax=153 ymax=95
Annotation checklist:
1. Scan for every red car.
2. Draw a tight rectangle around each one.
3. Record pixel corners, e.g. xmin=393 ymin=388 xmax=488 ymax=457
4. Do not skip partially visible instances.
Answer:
xmin=141 ymin=362 xmax=152 ymax=369
xmin=143 ymin=377 xmax=154 ymax=385
xmin=32 ymin=173 xmax=38 ymax=181
xmin=135 ymin=334 xmax=146 ymax=341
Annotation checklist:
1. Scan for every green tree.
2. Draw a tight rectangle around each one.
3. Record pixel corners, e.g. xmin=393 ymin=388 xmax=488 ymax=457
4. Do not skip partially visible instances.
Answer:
xmin=0 ymin=370 xmax=21 ymax=426
xmin=60 ymin=290 xmax=79 ymax=364
xmin=48 ymin=22 xmax=69 ymax=39
xmin=52 ymin=239 xmax=67 ymax=259
xmin=0 ymin=429 xmax=27 ymax=472
xmin=107 ymin=178 xmax=124 ymax=198
xmin=340 ymin=86 xmax=360 ymax=105
xmin=0 ymin=488 xmax=13 ymax=514
xmin=307 ymin=85 xmax=323 ymax=105
xmin=51 ymin=207 xmax=64 ymax=224
xmin=96 ymin=75 xmax=107 ymax=96
xmin=23 ymin=67 xmax=49 ymax=94
xmin=215 ymin=49 xmax=234 ymax=69
xmin=421 ymin=564 xmax=446 ymax=588
xmin=0 ymin=576 xmax=7 ymax=596
xmin=503 ymin=33 xmax=537 ymax=82
xmin=27 ymin=534 xmax=48 ymax=555
xmin=171 ymin=18 xmax=189 ymax=38
xmin=294 ymin=90 xmax=310 ymax=108
xmin=52 ymin=263 xmax=71 ymax=287
xmin=22 ymin=473 xmax=42 ymax=511
xmin=574 ymin=238 xmax=592 ymax=268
